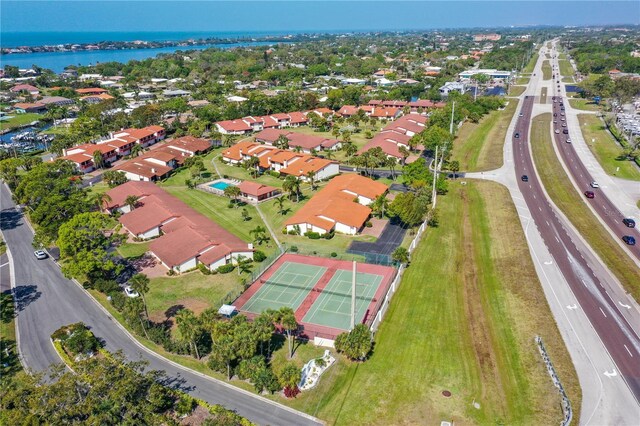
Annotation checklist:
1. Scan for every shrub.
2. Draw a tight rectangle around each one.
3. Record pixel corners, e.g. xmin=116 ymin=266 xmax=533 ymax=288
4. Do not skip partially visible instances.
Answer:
xmin=175 ymin=394 xmax=197 ymax=417
xmin=217 ymin=264 xmax=235 ymax=274
xmin=304 ymin=231 xmax=321 ymax=240
xmin=109 ymin=292 xmax=127 ymax=312
xmin=65 ymin=328 xmax=99 ymax=355
xmin=365 ymin=221 xmax=373 ymax=228
xmin=147 ymin=325 xmax=170 ymax=347
xmin=197 ymin=263 xmax=211 ymax=275
xmin=284 ymin=386 xmax=300 ymax=398
xmin=287 ymin=230 xmax=298 ymax=235
xmin=94 ymin=279 xmax=120 ymax=294
xmin=167 ymin=269 xmax=176 ymax=276
xmin=324 ymin=231 xmax=335 ymax=240
xmin=290 ymin=245 xmax=299 ymax=253
xmin=330 ymin=252 xmax=338 ymax=257
xmin=253 ymin=250 xmax=266 ymax=262
xmin=236 ymin=356 xmax=266 ymax=381
xmin=269 ymin=170 xmax=280 ymax=178
xmin=222 ymin=174 xmax=229 ymax=179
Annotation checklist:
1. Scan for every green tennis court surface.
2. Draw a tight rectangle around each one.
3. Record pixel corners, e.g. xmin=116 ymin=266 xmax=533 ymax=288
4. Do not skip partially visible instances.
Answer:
xmin=303 ymin=269 xmax=382 ymax=330
xmin=241 ymin=262 xmax=327 ymax=314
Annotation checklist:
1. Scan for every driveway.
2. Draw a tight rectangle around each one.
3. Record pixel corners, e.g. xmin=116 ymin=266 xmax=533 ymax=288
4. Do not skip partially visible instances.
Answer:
xmin=348 ymin=219 xmax=407 ymax=261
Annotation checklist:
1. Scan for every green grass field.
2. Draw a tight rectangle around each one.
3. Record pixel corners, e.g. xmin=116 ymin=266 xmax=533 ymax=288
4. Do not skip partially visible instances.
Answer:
xmin=559 ymin=60 xmax=574 ymax=78
xmin=542 ymin=60 xmax=552 ymax=80
xmin=568 ymin=99 xmax=600 ymax=111
xmin=117 ymin=241 xmax=150 ymax=259
xmin=515 ymin=77 xmax=530 ymax=85
xmin=509 ymin=86 xmax=525 ymax=97
xmin=531 ymin=113 xmax=640 ymax=300
xmin=0 ymin=113 xmax=44 ymax=131
xmin=523 ymin=53 xmax=539 ymax=73
xmin=540 ymin=87 xmax=548 ymax=104
xmin=278 ymin=181 xmax=579 ymax=425
xmin=578 ymin=114 xmax=640 ymax=181
xmin=453 ymin=100 xmax=519 ymax=171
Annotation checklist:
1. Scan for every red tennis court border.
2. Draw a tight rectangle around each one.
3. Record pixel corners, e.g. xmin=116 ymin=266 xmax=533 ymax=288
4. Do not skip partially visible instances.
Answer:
xmin=233 ymin=253 xmax=397 ymax=340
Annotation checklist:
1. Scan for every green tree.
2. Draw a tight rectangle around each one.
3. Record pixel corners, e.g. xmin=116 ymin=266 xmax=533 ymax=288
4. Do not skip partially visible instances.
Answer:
xmin=102 ymin=170 xmax=128 ymax=188
xmin=277 ymin=362 xmax=302 ymax=394
xmin=250 ymin=225 xmax=269 ymax=245
xmin=175 ymin=309 xmax=201 ymax=359
xmin=244 ymin=156 xmax=261 ymax=178
xmin=223 ymin=185 xmax=242 ymax=207
xmin=129 ymin=273 xmax=150 ymax=321
xmin=277 ymin=307 xmax=298 ymax=359
xmin=274 ymin=134 xmax=290 ymax=150
xmin=370 ymin=193 xmax=389 ymax=219
xmin=92 ymin=151 xmax=106 ymax=170
xmin=273 ymin=196 xmax=287 ymax=215
xmin=122 ymin=297 xmax=149 ymax=339
xmin=334 ymin=323 xmax=373 ymax=361
xmin=391 ymin=246 xmax=410 ymax=264
xmin=283 ymin=175 xmax=301 ymax=202
xmin=124 ymin=195 xmax=139 ymax=211
xmin=448 ymin=160 xmax=460 ymax=179
xmin=92 ymin=192 xmax=112 ymax=211
xmin=306 ymin=170 xmax=316 ymax=190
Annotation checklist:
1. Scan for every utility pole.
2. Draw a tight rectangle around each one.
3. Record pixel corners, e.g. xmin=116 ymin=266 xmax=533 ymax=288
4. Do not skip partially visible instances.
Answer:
xmin=350 ymin=260 xmax=356 ymax=330
xmin=449 ymin=101 xmax=456 ymax=134
xmin=432 ymin=145 xmax=438 ymax=209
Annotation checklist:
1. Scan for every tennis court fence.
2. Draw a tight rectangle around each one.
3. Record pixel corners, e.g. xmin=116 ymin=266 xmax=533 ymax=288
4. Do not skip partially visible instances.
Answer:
xmin=282 ymin=242 xmax=395 ymax=266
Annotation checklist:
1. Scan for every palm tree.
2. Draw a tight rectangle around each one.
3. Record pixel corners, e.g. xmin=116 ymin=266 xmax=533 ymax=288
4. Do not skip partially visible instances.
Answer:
xmin=223 ymin=185 xmax=242 ymax=207
xmin=175 ymin=309 xmax=201 ymax=359
xmin=130 ymin=144 xmax=143 ymax=158
xmin=385 ymin=157 xmax=397 ymax=180
xmin=244 ymin=156 xmax=260 ymax=178
xmin=399 ymin=146 xmax=410 ymax=166
xmin=129 ymin=273 xmax=150 ymax=321
xmin=371 ymin=194 xmax=389 ymax=219
xmin=92 ymin=192 xmax=112 ymax=212
xmin=324 ymin=149 xmax=335 ymax=160
xmin=277 ymin=307 xmax=298 ymax=359
xmin=92 ymin=151 xmax=105 ymax=170
xmin=283 ymin=175 xmax=301 ymax=202
xmin=124 ymin=195 xmax=139 ymax=211
xmin=273 ymin=196 xmax=287 ymax=215
xmin=275 ymin=134 xmax=289 ymax=150
xmin=250 ymin=225 xmax=268 ymax=245
xmin=344 ymin=142 xmax=357 ymax=158
xmin=306 ymin=170 xmax=316 ymax=190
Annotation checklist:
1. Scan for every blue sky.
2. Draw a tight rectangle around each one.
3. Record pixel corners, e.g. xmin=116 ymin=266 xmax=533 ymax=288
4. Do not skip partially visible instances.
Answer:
xmin=2 ymin=1 xmax=639 ymax=33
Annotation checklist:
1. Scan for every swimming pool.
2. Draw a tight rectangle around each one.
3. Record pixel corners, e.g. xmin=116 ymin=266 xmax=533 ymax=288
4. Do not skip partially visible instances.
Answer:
xmin=210 ymin=181 xmax=233 ymax=191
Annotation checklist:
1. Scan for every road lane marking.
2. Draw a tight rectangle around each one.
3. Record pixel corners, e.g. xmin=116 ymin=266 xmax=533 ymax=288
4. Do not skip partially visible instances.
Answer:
xmin=624 ymin=345 xmax=633 ymax=357
xmin=618 ymin=301 xmax=632 ymax=309
xmin=599 ymin=307 xmax=607 ymax=318
xmin=0 ymin=262 xmax=8 ymax=268
xmin=603 ymin=369 xmax=617 ymax=378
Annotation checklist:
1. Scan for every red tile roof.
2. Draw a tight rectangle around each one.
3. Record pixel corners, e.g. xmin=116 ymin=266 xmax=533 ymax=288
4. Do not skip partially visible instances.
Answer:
xmin=76 ymin=87 xmax=108 ymax=94
xmin=237 ymin=181 xmax=279 ymax=197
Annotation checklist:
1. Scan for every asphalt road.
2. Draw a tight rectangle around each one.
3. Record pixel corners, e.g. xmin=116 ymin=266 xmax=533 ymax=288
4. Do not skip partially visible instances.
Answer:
xmin=514 ymin=96 xmax=640 ymax=403
xmin=0 ymin=183 xmax=321 ymax=426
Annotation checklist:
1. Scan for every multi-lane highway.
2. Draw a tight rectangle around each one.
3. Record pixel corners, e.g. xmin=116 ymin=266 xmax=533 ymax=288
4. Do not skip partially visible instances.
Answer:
xmin=513 ymin=95 xmax=640 ymax=402
xmin=0 ymin=184 xmax=321 ymax=426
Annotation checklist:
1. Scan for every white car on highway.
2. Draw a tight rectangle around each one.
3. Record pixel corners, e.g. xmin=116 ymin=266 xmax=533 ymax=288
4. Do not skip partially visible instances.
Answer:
xmin=590 ymin=181 xmax=600 ymax=188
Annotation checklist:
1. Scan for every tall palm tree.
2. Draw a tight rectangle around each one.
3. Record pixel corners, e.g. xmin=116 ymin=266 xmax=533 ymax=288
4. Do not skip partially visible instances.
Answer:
xmin=130 ymin=144 xmax=143 ymax=158
xmin=129 ymin=273 xmax=150 ymax=321
xmin=223 ymin=185 xmax=242 ymax=207
xmin=244 ymin=156 xmax=260 ymax=178
xmin=175 ymin=309 xmax=201 ymax=359
xmin=92 ymin=151 xmax=105 ymax=170
xmin=93 ymin=192 xmax=112 ymax=212
xmin=250 ymin=225 xmax=268 ymax=245
xmin=273 ymin=196 xmax=287 ymax=215
xmin=283 ymin=176 xmax=301 ymax=203
xmin=306 ymin=170 xmax=316 ymax=190
xmin=124 ymin=195 xmax=139 ymax=211
xmin=275 ymin=135 xmax=290 ymax=150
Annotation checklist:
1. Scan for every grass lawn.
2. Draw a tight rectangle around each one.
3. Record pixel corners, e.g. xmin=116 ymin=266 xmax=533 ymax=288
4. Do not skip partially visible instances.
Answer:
xmin=0 ymin=113 xmax=44 ymax=131
xmin=278 ymin=181 xmax=579 ymax=425
xmin=540 ymin=87 xmax=547 ymax=104
xmin=568 ymin=99 xmax=600 ymax=111
xmin=515 ymin=77 xmax=530 ymax=85
xmin=145 ymin=270 xmax=243 ymax=321
xmin=161 ymin=150 xmax=220 ymax=187
xmin=452 ymin=100 xmax=519 ymax=171
xmin=509 ymin=86 xmax=525 ymax=97
xmin=578 ymin=114 xmax=640 ymax=181
xmin=559 ymin=60 xmax=574 ymax=78
xmin=531 ymin=113 xmax=640 ymax=300
xmin=542 ymin=60 xmax=552 ymax=80
xmin=523 ymin=53 xmax=539 ymax=73
xmin=117 ymin=241 xmax=150 ymax=259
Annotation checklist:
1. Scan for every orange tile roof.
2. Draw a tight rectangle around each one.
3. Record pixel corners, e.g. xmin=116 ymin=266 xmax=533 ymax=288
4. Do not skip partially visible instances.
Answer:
xmin=238 ymin=181 xmax=279 ymax=197
xmin=116 ymin=160 xmax=173 ymax=180
xmin=285 ymin=174 xmax=387 ymax=230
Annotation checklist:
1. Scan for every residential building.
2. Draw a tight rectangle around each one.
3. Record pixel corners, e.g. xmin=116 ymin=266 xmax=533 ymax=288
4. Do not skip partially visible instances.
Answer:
xmin=39 ymin=96 xmax=74 ymax=106
xmin=76 ymin=87 xmax=108 ymax=96
xmin=10 ymin=84 xmax=39 ymax=95
xmin=104 ymin=182 xmax=253 ymax=273
xmin=254 ymin=128 xmax=341 ymax=153
xmin=285 ymin=174 xmax=388 ymax=235
xmin=473 ymin=33 xmax=501 ymax=42
xmin=13 ymin=102 xmax=46 ymax=113
xmin=237 ymin=181 xmax=280 ymax=204
xmin=439 ymin=81 xmax=466 ymax=97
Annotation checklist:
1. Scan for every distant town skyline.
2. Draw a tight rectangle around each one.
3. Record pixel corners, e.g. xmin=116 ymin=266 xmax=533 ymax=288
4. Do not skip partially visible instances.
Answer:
xmin=2 ymin=1 xmax=639 ymax=34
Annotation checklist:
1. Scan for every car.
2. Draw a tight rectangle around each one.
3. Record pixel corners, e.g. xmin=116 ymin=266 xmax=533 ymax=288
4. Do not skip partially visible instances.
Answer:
xmin=533 ymin=73 xmax=536 ymax=76
xmin=622 ymin=218 xmax=636 ymax=228
xmin=566 ymin=138 xmax=572 ymax=143
xmin=555 ymin=129 xmax=560 ymax=134
xmin=554 ymin=120 xmax=558 ymax=124
xmin=561 ymin=117 xmax=566 ymax=121
xmin=560 ymin=112 xmax=565 ymax=116
xmin=521 ymin=175 xmax=529 ymax=182
xmin=562 ymin=123 xmax=567 ymax=127
xmin=584 ymin=191 xmax=595 ymax=199
xmin=514 ymin=132 xmax=520 ymax=139
xmin=124 ymin=286 xmax=139 ymax=298
xmin=34 ymin=250 xmax=48 ymax=260
xmin=622 ymin=235 xmax=636 ymax=246
xmin=519 ymin=112 xmax=523 ymax=117
xmin=554 ymin=113 xmax=558 ymax=116
xmin=590 ymin=181 xmax=599 ymax=188
xmin=563 ymin=129 xmax=569 ymax=134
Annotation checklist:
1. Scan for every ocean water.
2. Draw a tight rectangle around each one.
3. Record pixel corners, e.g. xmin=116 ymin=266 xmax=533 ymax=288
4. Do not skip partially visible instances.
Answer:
xmin=0 ymin=41 xmax=281 ymax=73
xmin=1 ymin=30 xmax=304 ymax=47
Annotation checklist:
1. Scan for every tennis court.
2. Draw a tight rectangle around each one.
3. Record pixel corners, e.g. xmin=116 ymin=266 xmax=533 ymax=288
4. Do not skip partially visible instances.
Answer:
xmin=240 ymin=262 xmax=327 ymax=314
xmin=303 ymin=269 xmax=382 ymax=330
xmin=234 ymin=253 xmax=396 ymax=337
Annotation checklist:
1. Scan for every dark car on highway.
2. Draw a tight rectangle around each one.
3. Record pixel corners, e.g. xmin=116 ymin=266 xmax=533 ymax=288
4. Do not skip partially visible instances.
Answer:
xmin=521 ymin=175 xmax=529 ymax=182
xmin=563 ymin=129 xmax=569 ymax=134
xmin=514 ymin=132 xmax=520 ymax=139
xmin=623 ymin=218 xmax=636 ymax=228
xmin=584 ymin=191 xmax=595 ymax=199
xmin=622 ymin=235 xmax=636 ymax=245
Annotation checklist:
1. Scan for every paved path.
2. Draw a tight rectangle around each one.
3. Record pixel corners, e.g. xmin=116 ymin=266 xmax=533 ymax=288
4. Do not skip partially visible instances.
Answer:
xmin=466 ymin=41 xmax=640 ymax=424
xmin=0 ymin=183 xmax=321 ymax=426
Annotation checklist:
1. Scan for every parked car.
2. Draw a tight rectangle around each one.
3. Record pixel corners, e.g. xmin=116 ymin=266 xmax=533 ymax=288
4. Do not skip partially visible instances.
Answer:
xmin=584 ymin=191 xmax=595 ymax=199
xmin=622 ymin=218 xmax=636 ymax=228
xmin=590 ymin=181 xmax=599 ymax=188
xmin=124 ymin=286 xmax=139 ymax=298
xmin=622 ymin=235 xmax=636 ymax=245
xmin=555 ymin=129 xmax=560 ymax=134
xmin=514 ymin=132 xmax=520 ymax=139
xmin=521 ymin=175 xmax=529 ymax=182
xmin=563 ymin=129 xmax=569 ymax=134
xmin=34 ymin=250 xmax=48 ymax=260
xmin=566 ymin=138 xmax=572 ymax=143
